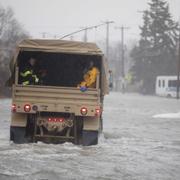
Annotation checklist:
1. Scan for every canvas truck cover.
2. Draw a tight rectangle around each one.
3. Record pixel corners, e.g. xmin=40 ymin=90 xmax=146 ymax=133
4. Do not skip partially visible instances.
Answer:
xmin=18 ymin=39 xmax=103 ymax=55
xmin=8 ymin=39 xmax=109 ymax=95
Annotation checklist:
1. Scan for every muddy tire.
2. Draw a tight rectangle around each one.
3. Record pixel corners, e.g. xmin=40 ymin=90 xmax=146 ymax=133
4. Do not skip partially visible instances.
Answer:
xmin=167 ymin=94 xmax=172 ymax=98
xmin=82 ymin=130 xmax=98 ymax=146
xmin=10 ymin=126 xmax=28 ymax=144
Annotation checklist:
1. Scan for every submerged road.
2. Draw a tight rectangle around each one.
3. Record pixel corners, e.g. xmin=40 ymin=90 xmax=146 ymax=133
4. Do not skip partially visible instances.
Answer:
xmin=0 ymin=93 xmax=180 ymax=180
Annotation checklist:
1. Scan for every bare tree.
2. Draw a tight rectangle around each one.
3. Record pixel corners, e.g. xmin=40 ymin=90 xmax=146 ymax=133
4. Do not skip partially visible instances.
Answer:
xmin=0 ymin=5 xmax=29 ymax=96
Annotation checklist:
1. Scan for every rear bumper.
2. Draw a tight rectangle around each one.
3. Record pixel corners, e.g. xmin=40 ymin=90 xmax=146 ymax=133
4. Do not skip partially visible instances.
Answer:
xmin=12 ymin=101 xmax=101 ymax=117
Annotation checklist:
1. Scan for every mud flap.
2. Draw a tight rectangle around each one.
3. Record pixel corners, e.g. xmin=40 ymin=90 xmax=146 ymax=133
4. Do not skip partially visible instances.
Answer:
xmin=82 ymin=130 xmax=98 ymax=146
xmin=10 ymin=126 xmax=28 ymax=144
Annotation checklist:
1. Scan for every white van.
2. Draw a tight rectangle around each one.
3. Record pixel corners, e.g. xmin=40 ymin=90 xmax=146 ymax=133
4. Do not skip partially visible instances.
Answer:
xmin=155 ymin=76 xmax=180 ymax=98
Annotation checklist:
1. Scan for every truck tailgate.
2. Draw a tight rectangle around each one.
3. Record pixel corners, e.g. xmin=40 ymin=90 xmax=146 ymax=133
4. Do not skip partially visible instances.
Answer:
xmin=13 ymin=85 xmax=100 ymax=106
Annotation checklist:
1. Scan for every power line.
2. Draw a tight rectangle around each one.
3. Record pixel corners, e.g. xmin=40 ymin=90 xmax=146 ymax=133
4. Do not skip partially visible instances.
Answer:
xmin=59 ymin=21 xmax=114 ymax=60
xmin=59 ymin=23 xmax=107 ymax=40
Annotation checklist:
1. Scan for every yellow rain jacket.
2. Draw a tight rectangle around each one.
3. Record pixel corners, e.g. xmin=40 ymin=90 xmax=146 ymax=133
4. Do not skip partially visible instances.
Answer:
xmin=79 ymin=67 xmax=99 ymax=88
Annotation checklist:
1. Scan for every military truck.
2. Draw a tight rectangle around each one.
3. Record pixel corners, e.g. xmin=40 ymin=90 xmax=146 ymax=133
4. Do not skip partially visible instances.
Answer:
xmin=9 ymin=39 xmax=109 ymax=146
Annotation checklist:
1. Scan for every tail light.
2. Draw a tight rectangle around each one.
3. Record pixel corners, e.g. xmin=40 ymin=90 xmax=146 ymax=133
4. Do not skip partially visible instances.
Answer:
xmin=80 ymin=107 xmax=88 ymax=115
xmin=95 ymin=108 xmax=101 ymax=116
xmin=59 ymin=118 xmax=64 ymax=122
xmin=48 ymin=118 xmax=64 ymax=122
xmin=11 ymin=104 xmax=16 ymax=113
xmin=24 ymin=104 xmax=31 ymax=112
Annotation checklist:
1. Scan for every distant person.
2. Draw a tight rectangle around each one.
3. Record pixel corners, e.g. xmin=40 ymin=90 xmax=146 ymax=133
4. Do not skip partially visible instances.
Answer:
xmin=19 ymin=57 xmax=39 ymax=85
xmin=78 ymin=61 xmax=99 ymax=88
xmin=109 ymin=70 xmax=113 ymax=89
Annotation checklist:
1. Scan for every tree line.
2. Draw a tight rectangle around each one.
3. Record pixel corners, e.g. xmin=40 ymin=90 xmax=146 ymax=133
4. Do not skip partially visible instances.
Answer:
xmin=0 ymin=5 xmax=29 ymax=96
xmin=130 ymin=0 xmax=179 ymax=94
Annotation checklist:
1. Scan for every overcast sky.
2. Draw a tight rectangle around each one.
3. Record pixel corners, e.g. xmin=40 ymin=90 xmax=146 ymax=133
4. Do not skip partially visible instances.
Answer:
xmin=0 ymin=0 xmax=180 ymax=43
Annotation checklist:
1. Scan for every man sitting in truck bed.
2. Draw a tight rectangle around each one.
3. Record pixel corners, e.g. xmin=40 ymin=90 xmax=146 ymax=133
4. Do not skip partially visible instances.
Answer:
xmin=78 ymin=61 xmax=99 ymax=88
xmin=19 ymin=57 xmax=39 ymax=85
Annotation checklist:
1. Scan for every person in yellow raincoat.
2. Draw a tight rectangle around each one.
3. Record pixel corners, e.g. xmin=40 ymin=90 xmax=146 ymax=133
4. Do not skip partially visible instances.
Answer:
xmin=78 ymin=61 xmax=99 ymax=88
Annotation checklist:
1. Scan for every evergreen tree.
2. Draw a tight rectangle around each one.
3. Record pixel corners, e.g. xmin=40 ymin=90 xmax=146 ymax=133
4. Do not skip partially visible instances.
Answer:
xmin=139 ymin=10 xmax=152 ymax=48
xmin=149 ymin=0 xmax=178 ymax=52
xmin=130 ymin=0 xmax=179 ymax=94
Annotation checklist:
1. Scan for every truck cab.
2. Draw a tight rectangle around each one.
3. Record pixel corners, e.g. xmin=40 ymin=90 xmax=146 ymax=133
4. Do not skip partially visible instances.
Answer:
xmin=10 ymin=39 xmax=109 ymax=146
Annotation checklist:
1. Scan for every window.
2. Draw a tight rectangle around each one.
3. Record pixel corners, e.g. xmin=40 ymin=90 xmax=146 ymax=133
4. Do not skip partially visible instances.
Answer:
xmin=162 ymin=80 xmax=165 ymax=87
xmin=158 ymin=80 xmax=161 ymax=87
xmin=168 ymin=80 xmax=177 ymax=88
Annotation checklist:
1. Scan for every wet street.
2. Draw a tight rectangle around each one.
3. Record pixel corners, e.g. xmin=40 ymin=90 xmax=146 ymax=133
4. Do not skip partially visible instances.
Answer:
xmin=0 ymin=92 xmax=180 ymax=180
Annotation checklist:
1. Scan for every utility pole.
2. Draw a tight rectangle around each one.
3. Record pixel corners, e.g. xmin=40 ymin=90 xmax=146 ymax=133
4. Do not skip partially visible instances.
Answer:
xmin=121 ymin=26 xmax=125 ymax=77
xmin=41 ymin=32 xmax=47 ymax=39
xmin=115 ymin=26 xmax=129 ymax=93
xmin=177 ymin=28 xmax=180 ymax=99
xmin=115 ymin=26 xmax=129 ymax=77
xmin=84 ymin=28 xmax=88 ymax=42
xmin=70 ymin=36 xmax=74 ymax=41
xmin=80 ymin=27 xmax=88 ymax=42
xmin=104 ymin=21 xmax=114 ymax=60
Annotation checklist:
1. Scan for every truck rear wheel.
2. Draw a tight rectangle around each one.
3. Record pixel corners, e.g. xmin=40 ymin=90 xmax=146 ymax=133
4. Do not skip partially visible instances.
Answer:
xmin=10 ymin=126 xmax=28 ymax=144
xmin=82 ymin=130 xmax=98 ymax=146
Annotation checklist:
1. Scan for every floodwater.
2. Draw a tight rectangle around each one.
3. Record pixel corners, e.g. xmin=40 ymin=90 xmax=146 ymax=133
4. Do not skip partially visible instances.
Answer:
xmin=0 ymin=93 xmax=180 ymax=180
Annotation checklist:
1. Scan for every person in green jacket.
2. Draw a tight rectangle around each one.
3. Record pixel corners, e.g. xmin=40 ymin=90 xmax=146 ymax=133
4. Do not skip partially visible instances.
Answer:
xmin=19 ymin=58 xmax=39 ymax=85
